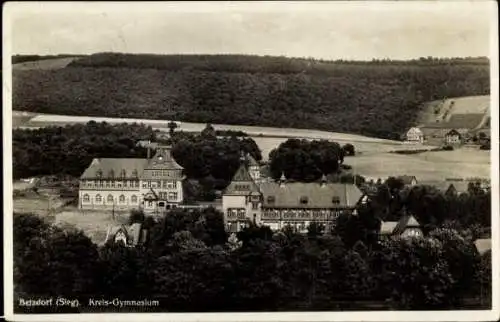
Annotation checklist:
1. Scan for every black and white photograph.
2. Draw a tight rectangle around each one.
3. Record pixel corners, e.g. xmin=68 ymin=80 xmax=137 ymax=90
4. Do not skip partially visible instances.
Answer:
xmin=3 ymin=1 xmax=499 ymax=321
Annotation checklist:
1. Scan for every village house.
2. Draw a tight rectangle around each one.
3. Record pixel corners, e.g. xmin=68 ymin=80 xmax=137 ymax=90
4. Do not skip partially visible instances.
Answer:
xmin=379 ymin=214 xmax=423 ymax=238
xmin=405 ymin=127 xmax=424 ymax=144
xmin=397 ymin=175 xmax=418 ymax=187
xmin=79 ymin=145 xmax=185 ymax=213
xmin=222 ymin=155 xmax=364 ymax=233
xmin=444 ymin=129 xmax=462 ymax=145
xmin=104 ymin=222 xmax=148 ymax=247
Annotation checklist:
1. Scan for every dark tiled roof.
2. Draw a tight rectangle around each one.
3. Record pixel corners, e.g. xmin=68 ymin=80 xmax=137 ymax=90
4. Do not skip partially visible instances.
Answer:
xmin=446 ymin=129 xmax=461 ymax=137
xmin=397 ymin=175 xmax=417 ymax=185
xmin=223 ymin=164 xmax=261 ymax=196
xmin=380 ymin=221 xmax=398 ymax=235
xmin=80 ymin=158 xmax=148 ymax=179
xmin=393 ymin=215 xmax=420 ymax=235
xmin=246 ymin=153 xmax=259 ymax=167
xmin=260 ymin=182 xmax=363 ymax=209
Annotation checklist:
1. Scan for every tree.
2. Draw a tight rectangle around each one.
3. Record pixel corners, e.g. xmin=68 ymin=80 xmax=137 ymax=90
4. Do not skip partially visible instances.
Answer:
xmin=307 ymin=222 xmax=325 ymax=238
xmin=342 ymin=143 xmax=356 ymax=156
xmin=128 ymin=209 xmax=145 ymax=225
xmin=167 ymin=121 xmax=178 ymax=136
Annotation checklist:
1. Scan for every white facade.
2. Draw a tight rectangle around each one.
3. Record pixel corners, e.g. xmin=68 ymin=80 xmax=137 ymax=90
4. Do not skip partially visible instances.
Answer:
xmin=406 ymin=127 xmax=424 ymax=143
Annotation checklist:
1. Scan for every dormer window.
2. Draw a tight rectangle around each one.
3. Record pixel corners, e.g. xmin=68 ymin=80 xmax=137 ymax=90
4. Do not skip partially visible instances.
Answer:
xmin=108 ymin=170 xmax=114 ymax=178
xmin=121 ymin=169 xmax=126 ymax=178
xmin=300 ymin=196 xmax=309 ymax=205
xmin=132 ymin=169 xmax=138 ymax=177
xmin=332 ymin=196 xmax=340 ymax=204
xmin=267 ymin=196 xmax=275 ymax=204
xmin=96 ymin=170 xmax=103 ymax=178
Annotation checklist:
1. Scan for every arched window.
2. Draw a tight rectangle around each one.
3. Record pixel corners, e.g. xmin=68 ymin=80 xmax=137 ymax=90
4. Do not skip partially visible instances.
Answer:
xmin=83 ymin=194 xmax=90 ymax=202
xmin=95 ymin=194 xmax=102 ymax=202
xmin=131 ymin=195 xmax=138 ymax=203
xmin=107 ymin=195 xmax=114 ymax=203
xmin=119 ymin=195 xmax=125 ymax=203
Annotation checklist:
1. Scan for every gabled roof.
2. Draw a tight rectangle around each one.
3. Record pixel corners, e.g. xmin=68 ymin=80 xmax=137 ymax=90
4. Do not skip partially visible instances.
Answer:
xmin=80 ymin=158 xmax=148 ymax=180
xmin=144 ymin=146 xmax=183 ymax=171
xmin=246 ymin=153 xmax=259 ymax=167
xmin=393 ymin=214 xmax=420 ymax=235
xmin=406 ymin=127 xmax=423 ymax=135
xmin=104 ymin=224 xmax=129 ymax=244
xmin=398 ymin=175 xmax=417 ymax=185
xmin=259 ymin=182 xmax=363 ymax=209
xmin=446 ymin=129 xmax=461 ymax=136
xmin=223 ymin=164 xmax=261 ymax=196
xmin=380 ymin=221 xmax=399 ymax=235
xmin=128 ymin=223 xmax=143 ymax=246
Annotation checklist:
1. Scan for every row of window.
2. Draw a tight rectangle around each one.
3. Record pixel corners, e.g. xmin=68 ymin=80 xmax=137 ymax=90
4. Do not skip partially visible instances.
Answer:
xmin=142 ymin=180 xmax=178 ymax=189
xmin=265 ymin=196 xmax=341 ymax=204
xmin=95 ymin=169 xmax=139 ymax=178
xmin=82 ymin=194 xmax=138 ymax=204
xmin=150 ymin=170 xmax=174 ymax=177
xmin=83 ymin=180 xmax=140 ymax=188
xmin=157 ymin=192 xmax=178 ymax=200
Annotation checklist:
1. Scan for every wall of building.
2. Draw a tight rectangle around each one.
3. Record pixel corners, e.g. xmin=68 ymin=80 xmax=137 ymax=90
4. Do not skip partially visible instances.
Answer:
xmin=79 ymin=189 xmax=141 ymax=210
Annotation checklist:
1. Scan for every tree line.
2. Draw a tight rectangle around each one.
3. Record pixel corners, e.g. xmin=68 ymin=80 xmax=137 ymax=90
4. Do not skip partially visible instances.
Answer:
xmin=13 ymin=53 xmax=490 ymax=139
xmin=14 ymin=209 xmax=491 ymax=313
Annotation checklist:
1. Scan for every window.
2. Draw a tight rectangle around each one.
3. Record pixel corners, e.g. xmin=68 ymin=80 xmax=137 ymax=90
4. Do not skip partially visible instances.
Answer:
xmin=119 ymin=195 xmax=125 ymax=203
xmin=83 ymin=194 xmax=90 ymax=202
xmin=252 ymin=202 xmax=259 ymax=210
xmin=148 ymin=201 xmax=153 ymax=207
xmin=132 ymin=169 xmax=138 ymax=177
xmin=168 ymin=192 xmax=178 ymax=200
xmin=117 ymin=181 xmax=122 ymax=188
xmin=131 ymin=195 xmax=138 ymax=203
xmin=151 ymin=182 xmax=157 ymax=188
xmin=106 ymin=181 xmax=110 ymax=188
xmin=111 ymin=181 xmax=115 ymax=188
xmin=148 ymin=181 xmax=151 ymax=188
xmin=95 ymin=194 xmax=102 ymax=203
xmin=142 ymin=182 xmax=147 ymax=189
xmin=96 ymin=170 xmax=103 ymax=178
xmin=157 ymin=180 xmax=161 ymax=187
xmin=135 ymin=181 xmax=139 ymax=188
xmin=173 ymin=181 xmax=177 ymax=188
xmin=108 ymin=170 xmax=114 ymax=178
xmin=107 ymin=195 xmax=114 ymax=202
xmin=121 ymin=169 xmax=126 ymax=178
xmin=167 ymin=181 xmax=174 ymax=189
xmin=332 ymin=196 xmax=340 ymax=204
xmin=300 ymin=196 xmax=309 ymax=204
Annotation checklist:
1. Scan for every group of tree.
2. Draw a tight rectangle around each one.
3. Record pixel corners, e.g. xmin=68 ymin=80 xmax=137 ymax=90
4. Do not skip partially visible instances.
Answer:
xmin=13 ymin=123 xmax=261 ymax=200
xmin=13 ymin=53 xmax=490 ymax=140
xmin=268 ymin=139 xmax=346 ymax=182
xmin=362 ymin=177 xmax=491 ymax=231
xmin=14 ymin=209 xmax=491 ymax=313
xmin=12 ymin=122 xmax=154 ymax=179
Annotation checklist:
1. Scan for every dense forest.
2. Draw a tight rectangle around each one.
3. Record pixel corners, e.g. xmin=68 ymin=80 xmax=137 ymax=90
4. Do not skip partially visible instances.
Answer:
xmin=14 ymin=207 xmax=491 ymax=313
xmin=12 ymin=53 xmax=490 ymax=139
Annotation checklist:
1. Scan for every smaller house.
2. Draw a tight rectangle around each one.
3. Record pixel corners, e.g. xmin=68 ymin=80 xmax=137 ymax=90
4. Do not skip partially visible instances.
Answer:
xmin=444 ymin=129 xmax=462 ymax=145
xmin=398 ymin=175 xmax=418 ymax=187
xmin=380 ymin=215 xmax=422 ymax=238
xmin=104 ymin=223 xmax=148 ymax=247
xmin=405 ymin=127 xmax=424 ymax=144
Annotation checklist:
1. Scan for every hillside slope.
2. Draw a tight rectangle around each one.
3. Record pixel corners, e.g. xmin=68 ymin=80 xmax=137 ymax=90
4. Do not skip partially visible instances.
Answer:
xmin=12 ymin=53 xmax=490 ymax=139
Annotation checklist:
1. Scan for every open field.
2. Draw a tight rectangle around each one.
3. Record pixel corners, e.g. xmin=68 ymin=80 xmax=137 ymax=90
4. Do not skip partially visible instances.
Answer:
xmin=53 ymin=209 xmax=130 ymax=245
xmin=345 ymin=147 xmax=490 ymax=181
xmin=19 ymin=112 xmax=403 ymax=144
xmin=12 ymin=57 xmax=80 ymax=71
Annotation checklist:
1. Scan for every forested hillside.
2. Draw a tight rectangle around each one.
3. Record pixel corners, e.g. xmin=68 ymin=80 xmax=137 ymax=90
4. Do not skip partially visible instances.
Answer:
xmin=12 ymin=53 xmax=490 ymax=139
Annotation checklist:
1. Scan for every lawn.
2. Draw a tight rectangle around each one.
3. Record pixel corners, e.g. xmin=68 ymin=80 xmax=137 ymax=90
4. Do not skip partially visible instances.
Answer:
xmin=54 ymin=208 xmax=130 ymax=245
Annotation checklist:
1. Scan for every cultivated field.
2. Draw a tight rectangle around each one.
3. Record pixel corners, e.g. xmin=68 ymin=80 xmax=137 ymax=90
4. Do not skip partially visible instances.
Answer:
xmin=20 ymin=112 xmax=402 ymax=144
xmin=12 ymin=57 xmax=80 ymax=71
xmin=345 ymin=147 xmax=490 ymax=181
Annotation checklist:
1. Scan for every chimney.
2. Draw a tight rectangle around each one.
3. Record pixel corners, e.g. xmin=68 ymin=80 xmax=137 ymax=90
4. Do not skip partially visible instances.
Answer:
xmin=280 ymin=172 xmax=286 ymax=187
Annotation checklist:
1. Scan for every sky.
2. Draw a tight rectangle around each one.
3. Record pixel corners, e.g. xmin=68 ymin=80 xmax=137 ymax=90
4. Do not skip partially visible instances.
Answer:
xmin=4 ymin=1 xmax=496 ymax=61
